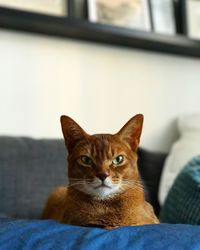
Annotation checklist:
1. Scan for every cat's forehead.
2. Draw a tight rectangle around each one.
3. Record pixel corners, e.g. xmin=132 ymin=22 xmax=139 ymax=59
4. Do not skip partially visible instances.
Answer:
xmin=73 ymin=133 xmax=132 ymax=162
xmin=88 ymin=134 xmax=112 ymax=150
xmin=91 ymin=133 xmax=118 ymax=145
xmin=92 ymin=133 xmax=112 ymax=141
xmin=82 ymin=133 xmax=129 ymax=153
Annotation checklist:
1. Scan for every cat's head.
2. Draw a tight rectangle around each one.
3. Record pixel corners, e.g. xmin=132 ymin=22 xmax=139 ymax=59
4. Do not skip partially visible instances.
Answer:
xmin=61 ymin=114 xmax=143 ymax=199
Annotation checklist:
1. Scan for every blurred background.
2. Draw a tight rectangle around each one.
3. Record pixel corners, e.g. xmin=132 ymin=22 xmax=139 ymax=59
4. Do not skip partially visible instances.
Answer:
xmin=0 ymin=0 xmax=200 ymax=153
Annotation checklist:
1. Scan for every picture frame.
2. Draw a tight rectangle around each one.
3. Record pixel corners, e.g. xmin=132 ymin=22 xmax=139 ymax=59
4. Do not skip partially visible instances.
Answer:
xmin=0 ymin=0 xmax=68 ymax=16
xmin=173 ymin=0 xmax=185 ymax=35
xmin=87 ymin=0 xmax=152 ymax=32
xmin=184 ymin=0 xmax=200 ymax=39
xmin=151 ymin=0 xmax=176 ymax=35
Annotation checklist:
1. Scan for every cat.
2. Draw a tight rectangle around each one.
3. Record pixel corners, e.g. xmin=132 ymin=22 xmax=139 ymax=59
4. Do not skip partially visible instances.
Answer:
xmin=42 ymin=114 xmax=159 ymax=229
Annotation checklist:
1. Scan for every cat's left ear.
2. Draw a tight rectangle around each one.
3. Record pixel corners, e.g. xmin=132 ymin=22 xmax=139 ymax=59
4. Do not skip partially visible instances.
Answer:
xmin=117 ymin=114 xmax=144 ymax=151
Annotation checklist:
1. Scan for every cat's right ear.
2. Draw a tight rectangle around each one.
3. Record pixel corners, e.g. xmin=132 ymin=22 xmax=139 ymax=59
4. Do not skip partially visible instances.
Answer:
xmin=60 ymin=116 xmax=89 ymax=153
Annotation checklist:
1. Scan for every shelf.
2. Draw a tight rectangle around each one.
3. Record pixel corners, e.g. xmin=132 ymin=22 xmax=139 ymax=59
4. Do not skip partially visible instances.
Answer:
xmin=0 ymin=6 xmax=200 ymax=58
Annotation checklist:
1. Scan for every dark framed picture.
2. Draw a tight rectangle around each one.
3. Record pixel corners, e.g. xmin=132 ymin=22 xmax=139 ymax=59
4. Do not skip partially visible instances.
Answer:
xmin=87 ymin=0 xmax=152 ymax=31
xmin=184 ymin=0 xmax=200 ymax=39
xmin=0 ymin=0 xmax=68 ymax=16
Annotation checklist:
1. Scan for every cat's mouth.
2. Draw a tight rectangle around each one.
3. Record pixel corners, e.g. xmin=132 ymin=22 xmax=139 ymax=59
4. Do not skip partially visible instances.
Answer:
xmin=94 ymin=184 xmax=112 ymax=189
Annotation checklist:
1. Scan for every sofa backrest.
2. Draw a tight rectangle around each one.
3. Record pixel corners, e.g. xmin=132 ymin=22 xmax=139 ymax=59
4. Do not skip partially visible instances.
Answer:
xmin=0 ymin=136 xmax=67 ymax=219
xmin=0 ymin=136 xmax=166 ymax=219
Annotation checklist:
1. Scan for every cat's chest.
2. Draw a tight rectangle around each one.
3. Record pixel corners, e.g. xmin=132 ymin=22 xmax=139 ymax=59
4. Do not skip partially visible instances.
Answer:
xmin=72 ymin=199 xmax=121 ymax=217
xmin=65 ymin=196 xmax=135 ymax=227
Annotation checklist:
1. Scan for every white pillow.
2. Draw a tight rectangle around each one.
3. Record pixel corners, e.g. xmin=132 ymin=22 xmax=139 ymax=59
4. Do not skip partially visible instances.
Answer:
xmin=159 ymin=114 xmax=200 ymax=205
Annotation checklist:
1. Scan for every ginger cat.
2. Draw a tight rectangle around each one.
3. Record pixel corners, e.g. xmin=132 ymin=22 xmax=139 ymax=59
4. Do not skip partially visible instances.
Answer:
xmin=42 ymin=114 xmax=159 ymax=229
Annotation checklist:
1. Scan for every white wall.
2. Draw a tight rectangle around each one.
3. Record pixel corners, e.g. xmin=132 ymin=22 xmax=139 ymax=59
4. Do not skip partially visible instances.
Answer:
xmin=1 ymin=29 xmax=200 ymax=152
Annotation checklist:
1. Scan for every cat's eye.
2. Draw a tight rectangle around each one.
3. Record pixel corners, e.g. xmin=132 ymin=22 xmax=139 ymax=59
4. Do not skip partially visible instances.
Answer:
xmin=80 ymin=155 xmax=92 ymax=166
xmin=112 ymin=155 xmax=124 ymax=165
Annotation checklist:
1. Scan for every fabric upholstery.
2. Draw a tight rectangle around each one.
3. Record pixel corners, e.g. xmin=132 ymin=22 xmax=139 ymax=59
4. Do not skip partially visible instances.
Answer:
xmin=1 ymin=218 xmax=200 ymax=250
xmin=159 ymin=114 xmax=200 ymax=205
xmin=160 ymin=156 xmax=200 ymax=224
xmin=138 ymin=148 xmax=167 ymax=215
xmin=0 ymin=136 xmax=67 ymax=219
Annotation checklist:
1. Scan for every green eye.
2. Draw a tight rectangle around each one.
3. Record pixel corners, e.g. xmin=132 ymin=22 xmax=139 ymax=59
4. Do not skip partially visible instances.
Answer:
xmin=81 ymin=155 xmax=92 ymax=165
xmin=112 ymin=155 xmax=124 ymax=165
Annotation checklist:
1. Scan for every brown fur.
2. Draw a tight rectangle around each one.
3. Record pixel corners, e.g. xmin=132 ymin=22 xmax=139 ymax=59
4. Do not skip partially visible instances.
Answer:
xmin=42 ymin=114 xmax=159 ymax=229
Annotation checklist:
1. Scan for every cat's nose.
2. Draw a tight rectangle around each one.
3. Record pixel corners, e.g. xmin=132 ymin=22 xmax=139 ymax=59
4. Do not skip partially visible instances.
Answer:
xmin=96 ymin=172 xmax=109 ymax=182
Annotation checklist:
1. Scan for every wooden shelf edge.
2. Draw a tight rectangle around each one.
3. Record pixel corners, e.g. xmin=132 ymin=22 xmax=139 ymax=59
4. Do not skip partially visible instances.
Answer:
xmin=0 ymin=6 xmax=200 ymax=58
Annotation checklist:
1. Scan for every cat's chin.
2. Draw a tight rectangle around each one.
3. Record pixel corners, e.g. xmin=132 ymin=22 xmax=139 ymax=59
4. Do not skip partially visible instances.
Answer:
xmin=77 ymin=183 xmax=122 ymax=200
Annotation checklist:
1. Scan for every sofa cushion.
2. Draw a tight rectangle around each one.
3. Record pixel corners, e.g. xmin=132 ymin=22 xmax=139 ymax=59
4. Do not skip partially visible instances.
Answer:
xmin=159 ymin=114 xmax=200 ymax=205
xmin=138 ymin=148 xmax=167 ymax=215
xmin=0 ymin=136 xmax=67 ymax=219
xmin=1 ymin=218 xmax=200 ymax=249
xmin=0 ymin=213 xmax=9 ymax=218
xmin=160 ymin=155 xmax=200 ymax=224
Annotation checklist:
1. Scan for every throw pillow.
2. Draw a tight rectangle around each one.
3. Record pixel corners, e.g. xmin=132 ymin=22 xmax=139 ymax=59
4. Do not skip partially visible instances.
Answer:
xmin=159 ymin=114 xmax=200 ymax=205
xmin=160 ymin=155 xmax=200 ymax=224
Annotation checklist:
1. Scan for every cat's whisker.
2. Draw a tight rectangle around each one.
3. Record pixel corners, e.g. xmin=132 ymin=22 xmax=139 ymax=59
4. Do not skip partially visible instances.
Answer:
xmin=120 ymin=180 xmax=145 ymax=191
xmin=69 ymin=178 xmax=86 ymax=180
xmin=69 ymin=177 xmax=92 ymax=183
xmin=122 ymin=179 xmax=144 ymax=186
xmin=68 ymin=181 xmax=86 ymax=187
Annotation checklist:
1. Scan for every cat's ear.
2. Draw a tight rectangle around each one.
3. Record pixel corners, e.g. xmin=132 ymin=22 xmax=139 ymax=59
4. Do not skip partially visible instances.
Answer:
xmin=60 ymin=116 xmax=89 ymax=153
xmin=117 ymin=114 xmax=144 ymax=151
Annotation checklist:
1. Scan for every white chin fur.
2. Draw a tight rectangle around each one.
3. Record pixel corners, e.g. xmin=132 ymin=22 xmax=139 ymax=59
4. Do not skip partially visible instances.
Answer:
xmin=78 ymin=177 xmax=122 ymax=200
